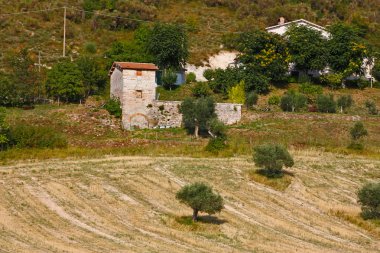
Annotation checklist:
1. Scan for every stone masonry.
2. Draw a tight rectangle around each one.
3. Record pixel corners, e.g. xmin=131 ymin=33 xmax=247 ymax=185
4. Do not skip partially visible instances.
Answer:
xmin=109 ymin=62 xmax=242 ymax=130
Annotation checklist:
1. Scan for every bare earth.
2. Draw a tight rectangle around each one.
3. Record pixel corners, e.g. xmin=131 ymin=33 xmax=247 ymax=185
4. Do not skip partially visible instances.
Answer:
xmin=0 ymin=151 xmax=379 ymax=253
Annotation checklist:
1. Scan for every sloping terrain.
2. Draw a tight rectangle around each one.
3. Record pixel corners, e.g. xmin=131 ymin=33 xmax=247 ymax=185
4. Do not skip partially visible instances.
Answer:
xmin=0 ymin=151 xmax=379 ymax=252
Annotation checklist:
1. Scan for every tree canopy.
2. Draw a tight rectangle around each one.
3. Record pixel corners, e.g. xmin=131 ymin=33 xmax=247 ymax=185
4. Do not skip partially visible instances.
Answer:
xmin=147 ymin=23 xmax=189 ymax=70
xmin=176 ymin=182 xmax=224 ymax=221
xmin=45 ymin=60 xmax=85 ymax=102
xmin=285 ymin=25 xmax=328 ymax=73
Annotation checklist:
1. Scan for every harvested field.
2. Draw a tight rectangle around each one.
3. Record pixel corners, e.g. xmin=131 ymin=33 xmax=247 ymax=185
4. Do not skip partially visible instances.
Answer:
xmin=0 ymin=151 xmax=379 ymax=252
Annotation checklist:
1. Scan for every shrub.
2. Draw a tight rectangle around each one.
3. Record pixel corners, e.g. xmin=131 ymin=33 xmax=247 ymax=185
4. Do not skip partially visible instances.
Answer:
xmin=205 ymin=118 xmax=227 ymax=153
xmin=104 ymin=98 xmax=122 ymax=118
xmin=299 ymin=82 xmax=323 ymax=102
xmin=176 ymin=182 xmax=224 ymax=221
xmin=316 ymin=94 xmax=336 ymax=113
xmin=358 ymin=77 xmax=370 ymax=90
xmin=84 ymin=42 xmax=97 ymax=54
xmin=203 ymin=69 xmax=214 ymax=81
xmin=8 ymin=125 xmax=67 ymax=149
xmin=191 ymin=82 xmax=211 ymax=98
xmin=205 ymin=137 xmax=227 ymax=153
xmin=365 ymin=100 xmax=378 ymax=115
xmin=253 ymin=144 xmax=294 ymax=177
xmin=268 ymin=95 xmax=280 ymax=106
xmin=228 ymin=80 xmax=246 ymax=104
xmin=348 ymin=121 xmax=368 ymax=150
xmin=350 ymin=121 xmax=368 ymax=141
xmin=280 ymin=91 xmax=307 ymax=112
xmin=321 ymin=73 xmax=343 ymax=89
xmin=337 ymin=95 xmax=353 ymax=113
xmin=186 ymin=72 xmax=197 ymax=84
xmin=245 ymin=92 xmax=258 ymax=109
xmin=358 ymin=182 xmax=380 ymax=219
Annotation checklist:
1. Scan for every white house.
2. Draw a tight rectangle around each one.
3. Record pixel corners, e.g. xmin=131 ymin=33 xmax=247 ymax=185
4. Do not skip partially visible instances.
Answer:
xmin=266 ymin=17 xmax=330 ymax=38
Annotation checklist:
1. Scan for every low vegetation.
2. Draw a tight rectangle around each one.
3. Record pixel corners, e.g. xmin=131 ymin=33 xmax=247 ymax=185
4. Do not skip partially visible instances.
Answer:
xmin=358 ymin=182 xmax=380 ymax=220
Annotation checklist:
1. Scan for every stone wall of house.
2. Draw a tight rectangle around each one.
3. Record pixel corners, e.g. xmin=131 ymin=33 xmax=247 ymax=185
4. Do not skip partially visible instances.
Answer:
xmin=215 ymin=103 xmax=242 ymax=125
xmin=144 ymin=101 xmax=242 ymax=129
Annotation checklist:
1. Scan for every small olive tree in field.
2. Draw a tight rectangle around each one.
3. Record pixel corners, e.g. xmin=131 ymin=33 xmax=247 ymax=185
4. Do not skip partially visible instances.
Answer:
xmin=349 ymin=121 xmax=368 ymax=150
xmin=337 ymin=95 xmax=353 ymax=113
xmin=176 ymin=182 xmax=224 ymax=221
xmin=253 ymin=144 xmax=294 ymax=177
xmin=358 ymin=182 xmax=380 ymax=219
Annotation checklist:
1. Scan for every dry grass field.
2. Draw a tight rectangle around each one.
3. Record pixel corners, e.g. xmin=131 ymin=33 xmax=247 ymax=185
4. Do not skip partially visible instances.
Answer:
xmin=0 ymin=150 xmax=379 ymax=253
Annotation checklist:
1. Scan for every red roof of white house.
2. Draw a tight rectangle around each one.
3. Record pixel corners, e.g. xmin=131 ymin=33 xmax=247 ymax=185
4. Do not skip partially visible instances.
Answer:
xmin=109 ymin=62 xmax=159 ymax=76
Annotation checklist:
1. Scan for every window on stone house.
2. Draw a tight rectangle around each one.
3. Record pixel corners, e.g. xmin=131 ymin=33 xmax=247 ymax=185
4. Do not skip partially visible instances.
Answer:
xmin=136 ymin=70 xmax=142 ymax=76
xmin=136 ymin=90 xmax=143 ymax=98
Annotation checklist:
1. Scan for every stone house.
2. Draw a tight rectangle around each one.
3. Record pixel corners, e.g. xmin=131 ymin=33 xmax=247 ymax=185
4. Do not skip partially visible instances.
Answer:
xmin=109 ymin=62 xmax=242 ymax=130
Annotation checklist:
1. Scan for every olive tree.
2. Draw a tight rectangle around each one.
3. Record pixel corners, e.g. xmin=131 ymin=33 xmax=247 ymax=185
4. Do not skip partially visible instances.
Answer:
xmin=176 ymin=182 xmax=224 ymax=221
xmin=358 ymin=182 xmax=380 ymax=219
xmin=337 ymin=95 xmax=353 ymax=113
xmin=180 ymin=97 xmax=216 ymax=138
xmin=253 ymin=144 xmax=294 ymax=177
xmin=349 ymin=121 xmax=368 ymax=150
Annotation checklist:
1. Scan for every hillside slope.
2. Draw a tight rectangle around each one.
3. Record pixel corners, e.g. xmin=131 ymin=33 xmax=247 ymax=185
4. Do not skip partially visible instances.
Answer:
xmin=0 ymin=153 xmax=379 ymax=252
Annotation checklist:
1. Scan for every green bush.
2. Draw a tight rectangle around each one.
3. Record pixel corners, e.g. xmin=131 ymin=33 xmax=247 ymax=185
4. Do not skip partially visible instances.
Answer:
xmin=162 ymin=69 xmax=178 ymax=90
xmin=191 ymin=82 xmax=211 ymax=98
xmin=280 ymin=91 xmax=307 ymax=112
xmin=245 ymin=92 xmax=258 ymax=109
xmin=8 ymin=125 xmax=67 ymax=149
xmin=358 ymin=77 xmax=370 ymax=90
xmin=316 ymin=94 xmax=336 ymax=113
xmin=337 ymin=95 xmax=353 ymax=113
xmin=298 ymin=83 xmax=323 ymax=97
xmin=104 ymin=98 xmax=122 ymax=118
xmin=186 ymin=72 xmax=197 ymax=84
xmin=253 ymin=144 xmax=294 ymax=177
xmin=84 ymin=42 xmax=97 ymax=54
xmin=321 ymin=73 xmax=343 ymax=89
xmin=348 ymin=121 xmax=368 ymax=150
xmin=365 ymin=100 xmax=378 ymax=115
xmin=228 ymin=80 xmax=246 ymax=104
xmin=203 ymin=69 xmax=214 ymax=81
xmin=205 ymin=137 xmax=227 ymax=153
xmin=268 ymin=95 xmax=280 ymax=106
xmin=358 ymin=182 xmax=380 ymax=219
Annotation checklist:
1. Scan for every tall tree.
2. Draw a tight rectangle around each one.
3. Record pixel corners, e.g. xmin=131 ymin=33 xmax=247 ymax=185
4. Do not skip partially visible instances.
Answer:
xmin=285 ymin=24 xmax=328 ymax=73
xmin=234 ymin=29 xmax=290 ymax=83
xmin=147 ymin=23 xmax=189 ymax=70
xmin=45 ymin=60 xmax=85 ymax=103
xmin=327 ymin=23 xmax=370 ymax=76
xmin=76 ymin=56 xmax=107 ymax=96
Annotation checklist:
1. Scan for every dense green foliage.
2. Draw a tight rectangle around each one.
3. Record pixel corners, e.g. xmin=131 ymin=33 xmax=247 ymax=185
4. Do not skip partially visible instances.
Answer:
xmin=191 ymin=82 xmax=211 ymax=98
xmin=77 ymin=56 xmax=107 ymax=96
xmin=316 ymin=94 xmax=336 ymax=113
xmin=358 ymin=182 xmax=380 ymax=219
xmin=286 ymin=25 xmax=328 ymax=73
xmin=350 ymin=122 xmax=368 ymax=141
xmin=45 ymin=60 xmax=85 ymax=102
xmin=253 ymin=144 xmax=294 ymax=177
xmin=147 ymin=23 xmax=188 ymax=70
xmin=104 ymin=98 xmax=122 ymax=118
xmin=280 ymin=91 xmax=307 ymax=112
xmin=8 ymin=124 xmax=67 ymax=149
xmin=176 ymin=182 xmax=224 ymax=221
xmin=205 ymin=118 xmax=227 ymax=153
xmin=180 ymin=97 xmax=216 ymax=137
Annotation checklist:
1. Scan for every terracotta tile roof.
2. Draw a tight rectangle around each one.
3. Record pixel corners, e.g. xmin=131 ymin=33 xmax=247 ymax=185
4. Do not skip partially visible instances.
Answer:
xmin=109 ymin=62 xmax=159 ymax=75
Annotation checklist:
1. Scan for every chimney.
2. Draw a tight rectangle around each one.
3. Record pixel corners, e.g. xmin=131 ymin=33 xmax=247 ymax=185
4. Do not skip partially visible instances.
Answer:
xmin=278 ymin=17 xmax=286 ymax=25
